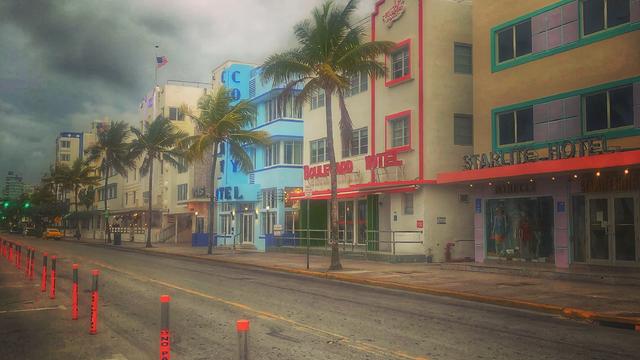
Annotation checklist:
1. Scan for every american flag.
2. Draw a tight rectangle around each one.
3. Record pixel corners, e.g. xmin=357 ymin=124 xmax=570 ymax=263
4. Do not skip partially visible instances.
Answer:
xmin=156 ymin=56 xmax=168 ymax=68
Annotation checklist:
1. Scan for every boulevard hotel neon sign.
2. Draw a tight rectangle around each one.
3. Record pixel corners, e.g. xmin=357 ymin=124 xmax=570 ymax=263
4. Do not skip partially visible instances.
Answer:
xmin=304 ymin=151 xmax=403 ymax=180
xmin=463 ymin=136 xmax=614 ymax=170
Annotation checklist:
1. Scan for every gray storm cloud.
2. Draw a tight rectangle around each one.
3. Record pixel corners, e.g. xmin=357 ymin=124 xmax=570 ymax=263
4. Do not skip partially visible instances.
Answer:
xmin=0 ymin=0 xmax=374 ymax=183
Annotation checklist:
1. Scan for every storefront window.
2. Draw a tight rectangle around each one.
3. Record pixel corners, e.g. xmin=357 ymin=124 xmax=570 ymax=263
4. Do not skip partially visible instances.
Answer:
xmin=486 ymin=197 xmax=554 ymax=261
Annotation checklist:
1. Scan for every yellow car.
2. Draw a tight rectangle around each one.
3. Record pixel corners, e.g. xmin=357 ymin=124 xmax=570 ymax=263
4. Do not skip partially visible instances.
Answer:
xmin=43 ymin=228 xmax=63 ymax=240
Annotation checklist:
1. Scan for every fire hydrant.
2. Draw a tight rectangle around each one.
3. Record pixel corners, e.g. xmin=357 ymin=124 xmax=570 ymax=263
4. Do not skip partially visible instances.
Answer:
xmin=445 ymin=243 xmax=455 ymax=262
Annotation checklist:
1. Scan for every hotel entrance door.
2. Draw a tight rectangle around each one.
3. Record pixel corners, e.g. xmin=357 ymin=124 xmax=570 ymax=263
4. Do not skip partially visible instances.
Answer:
xmin=587 ymin=194 xmax=638 ymax=264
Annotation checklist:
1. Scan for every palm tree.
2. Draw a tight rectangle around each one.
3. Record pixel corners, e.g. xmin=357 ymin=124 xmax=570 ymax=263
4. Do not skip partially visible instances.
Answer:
xmin=129 ymin=118 xmax=187 ymax=248
xmin=181 ymin=87 xmax=270 ymax=255
xmin=86 ymin=121 xmax=136 ymax=243
xmin=261 ymin=0 xmax=394 ymax=270
xmin=66 ymin=158 xmax=101 ymax=239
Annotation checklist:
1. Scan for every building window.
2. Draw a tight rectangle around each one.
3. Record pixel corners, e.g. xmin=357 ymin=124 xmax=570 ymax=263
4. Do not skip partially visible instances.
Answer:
xmin=583 ymin=0 xmax=630 ymax=36
xmin=98 ymin=184 xmax=117 ymax=201
xmin=264 ymin=142 xmax=280 ymax=167
xmin=261 ymin=211 xmax=277 ymax=235
xmin=61 ymin=140 xmax=71 ymax=148
xmin=454 ymin=43 xmax=472 ymax=74
xmin=125 ymin=192 xmax=129 ymax=205
xmin=390 ymin=42 xmax=410 ymax=81
xmin=60 ymin=154 xmax=71 ymax=162
xmin=177 ymin=184 xmax=188 ymax=201
xmin=342 ymin=127 xmax=368 ymax=157
xmin=345 ymin=73 xmax=368 ymax=97
xmin=497 ymin=19 xmax=532 ymax=63
xmin=168 ymin=107 xmax=184 ymax=121
xmin=403 ymin=193 xmax=414 ymax=215
xmin=267 ymin=97 xmax=302 ymax=121
xmin=262 ymin=188 xmax=277 ymax=209
xmin=387 ymin=114 xmax=410 ymax=149
xmin=220 ymin=213 xmax=233 ymax=235
xmin=284 ymin=210 xmax=298 ymax=233
xmin=177 ymin=157 xmax=188 ymax=174
xmin=310 ymin=89 xmax=325 ymax=110
xmin=310 ymin=138 xmax=327 ymax=164
xmin=283 ymin=140 xmax=303 ymax=164
xmin=497 ymin=107 xmax=533 ymax=146
xmin=486 ymin=197 xmax=554 ymax=260
xmin=132 ymin=191 xmax=136 ymax=205
xmin=585 ymin=85 xmax=633 ymax=132
xmin=454 ymin=114 xmax=473 ymax=146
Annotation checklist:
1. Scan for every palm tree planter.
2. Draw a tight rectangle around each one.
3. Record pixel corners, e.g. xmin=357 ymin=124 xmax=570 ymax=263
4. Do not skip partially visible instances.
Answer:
xmin=182 ymin=87 xmax=269 ymax=255
xmin=86 ymin=121 xmax=136 ymax=244
xmin=129 ymin=118 xmax=187 ymax=248
xmin=261 ymin=0 xmax=394 ymax=270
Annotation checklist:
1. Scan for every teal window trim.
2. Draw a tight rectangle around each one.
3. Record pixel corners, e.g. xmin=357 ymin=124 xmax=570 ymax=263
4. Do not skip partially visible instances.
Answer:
xmin=491 ymin=76 xmax=640 ymax=152
xmin=491 ymin=0 xmax=640 ymax=73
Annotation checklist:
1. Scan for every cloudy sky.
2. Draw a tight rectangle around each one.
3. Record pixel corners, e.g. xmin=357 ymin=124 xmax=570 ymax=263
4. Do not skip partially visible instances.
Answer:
xmin=0 ymin=0 xmax=375 ymax=184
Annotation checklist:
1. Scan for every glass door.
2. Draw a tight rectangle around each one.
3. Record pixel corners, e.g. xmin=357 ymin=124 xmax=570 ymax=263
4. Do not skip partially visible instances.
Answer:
xmin=613 ymin=196 xmax=636 ymax=262
xmin=588 ymin=198 xmax=610 ymax=261
xmin=241 ymin=214 xmax=253 ymax=243
xmin=587 ymin=195 xmax=639 ymax=264
xmin=338 ymin=201 xmax=354 ymax=245
xmin=356 ymin=200 xmax=367 ymax=245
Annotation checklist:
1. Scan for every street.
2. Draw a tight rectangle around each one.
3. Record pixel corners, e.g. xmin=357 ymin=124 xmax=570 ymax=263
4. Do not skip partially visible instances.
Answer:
xmin=0 ymin=235 xmax=638 ymax=360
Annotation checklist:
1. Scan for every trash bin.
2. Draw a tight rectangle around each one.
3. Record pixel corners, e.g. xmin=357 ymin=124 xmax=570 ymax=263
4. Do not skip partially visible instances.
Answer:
xmin=113 ymin=232 xmax=122 ymax=245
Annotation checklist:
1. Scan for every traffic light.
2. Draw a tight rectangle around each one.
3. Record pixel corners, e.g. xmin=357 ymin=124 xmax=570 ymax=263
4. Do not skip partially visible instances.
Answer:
xmin=2 ymin=201 xmax=8 ymax=208
xmin=23 ymin=201 xmax=31 ymax=209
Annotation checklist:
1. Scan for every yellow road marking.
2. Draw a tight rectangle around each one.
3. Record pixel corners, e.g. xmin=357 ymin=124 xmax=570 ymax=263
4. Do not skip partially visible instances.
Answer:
xmin=91 ymin=260 xmax=428 ymax=360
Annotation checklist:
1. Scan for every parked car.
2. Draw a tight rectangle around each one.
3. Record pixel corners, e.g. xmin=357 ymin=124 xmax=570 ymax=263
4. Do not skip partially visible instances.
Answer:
xmin=9 ymin=226 xmax=23 ymax=234
xmin=43 ymin=228 xmax=63 ymax=240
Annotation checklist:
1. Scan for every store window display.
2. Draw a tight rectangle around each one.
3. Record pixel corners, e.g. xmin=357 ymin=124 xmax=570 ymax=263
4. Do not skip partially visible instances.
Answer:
xmin=486 ymin=197 xmax=554 ymax=262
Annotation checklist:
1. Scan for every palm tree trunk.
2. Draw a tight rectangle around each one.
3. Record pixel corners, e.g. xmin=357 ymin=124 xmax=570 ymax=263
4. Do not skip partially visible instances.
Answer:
xmin=74 ymin=186 xmax=80 ymax=240
xmin=208 ymin=143 xmax=219 ymax=255
xmin=104 ymin=165 xmax=110 ymax=244
xmin=146 ymin=158 xmax=154 ymax=248
xmin=324 ymin=89 xmax=342 ymax=270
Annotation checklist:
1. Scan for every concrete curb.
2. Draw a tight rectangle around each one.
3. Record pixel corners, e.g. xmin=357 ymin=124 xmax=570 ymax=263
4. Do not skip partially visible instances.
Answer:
xmin=91 ymin=243 xmax=640 ymax=331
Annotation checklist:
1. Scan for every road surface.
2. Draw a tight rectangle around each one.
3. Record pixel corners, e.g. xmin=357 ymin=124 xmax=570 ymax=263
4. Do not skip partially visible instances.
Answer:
xmin=1 ymin=235 xmax=638 ymax=360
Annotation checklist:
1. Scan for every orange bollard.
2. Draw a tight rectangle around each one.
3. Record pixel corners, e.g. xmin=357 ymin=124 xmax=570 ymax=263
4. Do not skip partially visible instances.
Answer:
xmin=160 ymin=295 xmax=171 ymax=360
xmin=25 ymin=247 xmax=31 ymax=278
xmin=49 ymin=256 xmax=57 ymax=299
xmin=41 ymin=253 xmax=48 ymax=292
xmin=237 ymin=319 xmax=250 ymax=360
xmin=89 ymin=270 xmax=99 ymax=335
xmin=72 ymin=264 xmax=79 ymax=320
xmin=29 ymin=249 xmax=35 ymax=280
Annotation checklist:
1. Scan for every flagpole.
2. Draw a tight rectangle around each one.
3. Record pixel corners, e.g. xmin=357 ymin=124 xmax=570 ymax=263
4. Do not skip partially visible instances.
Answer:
xmin=154 ymin=44 xmax=159 ymax=86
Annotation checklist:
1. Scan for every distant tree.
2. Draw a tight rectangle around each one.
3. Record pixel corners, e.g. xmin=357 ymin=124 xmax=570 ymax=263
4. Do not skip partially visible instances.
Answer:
xmin=181 ymin=87 xmax=270 ymax=255
xmin=128 ymin=118 xmax=187 ymax=248
xmin=65 ymin=158 xmax=101 ymax=239
xmin=86 ymin=121 xmax=136 ymax=243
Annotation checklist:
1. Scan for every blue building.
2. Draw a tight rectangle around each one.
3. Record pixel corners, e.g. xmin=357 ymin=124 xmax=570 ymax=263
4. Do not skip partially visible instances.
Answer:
xmin=214 ymin=63 xmax=304 ymax=251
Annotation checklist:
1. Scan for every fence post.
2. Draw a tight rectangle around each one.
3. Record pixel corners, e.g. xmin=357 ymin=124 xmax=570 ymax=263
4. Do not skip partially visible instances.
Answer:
xmin=41 ymin=253 xmax=48 ymax=292
xmin=72 ymin=264 xmax=79 ymax=320
xmin=49 ymin=256 xmax=57 ymax=299
xmin=236 ymin=319 xmax=250 ymax=360
xmin=89 ymin=270 xmax=99 ymax=335
xmin=160 ymin=295 xmax=170 ymax=360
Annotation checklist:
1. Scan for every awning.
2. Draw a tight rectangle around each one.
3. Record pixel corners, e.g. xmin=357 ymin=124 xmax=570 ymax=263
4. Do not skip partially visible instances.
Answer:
xmin=437 ymin=149 xmax=640 ymax=184
xmin=290 ymin=180 xmax=432 ymax=200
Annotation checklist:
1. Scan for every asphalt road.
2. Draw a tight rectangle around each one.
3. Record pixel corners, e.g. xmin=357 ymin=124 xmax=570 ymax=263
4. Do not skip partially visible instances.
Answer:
xmin=1 ymin=235 xmax=639 ymax=360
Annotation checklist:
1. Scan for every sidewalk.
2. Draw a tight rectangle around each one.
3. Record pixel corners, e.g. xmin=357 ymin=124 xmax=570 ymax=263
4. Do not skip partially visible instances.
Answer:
xmin=80 ymin=237 xmax=640 ymax=329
